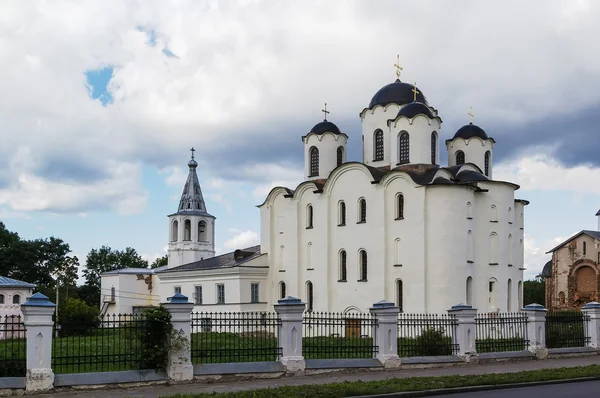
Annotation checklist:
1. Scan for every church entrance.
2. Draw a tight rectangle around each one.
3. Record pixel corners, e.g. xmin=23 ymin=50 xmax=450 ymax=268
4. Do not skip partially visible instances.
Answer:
xmin=345 ymin=318 xmax=361 ymax=338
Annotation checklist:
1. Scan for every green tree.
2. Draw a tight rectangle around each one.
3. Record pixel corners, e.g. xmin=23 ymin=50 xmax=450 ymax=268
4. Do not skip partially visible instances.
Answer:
xmin=150 ymin=254 xmax=168 ymax=269
xmin=524 ymin=278 xmax=546 ymax=306
xmin=57 ymin=298 xmax=99 ymax=336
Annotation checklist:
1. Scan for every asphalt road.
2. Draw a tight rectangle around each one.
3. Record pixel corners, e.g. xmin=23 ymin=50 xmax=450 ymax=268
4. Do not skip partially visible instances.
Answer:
xmin=433 ymin=380 xmax=600 ymax=397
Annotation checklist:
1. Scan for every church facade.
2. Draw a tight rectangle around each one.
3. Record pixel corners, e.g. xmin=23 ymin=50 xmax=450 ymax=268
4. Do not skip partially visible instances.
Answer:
xmin=101 ymin=69 xmax=528 ymax=315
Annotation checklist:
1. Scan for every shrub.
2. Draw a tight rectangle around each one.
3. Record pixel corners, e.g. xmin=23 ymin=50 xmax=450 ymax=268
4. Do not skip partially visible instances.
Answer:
xmin=413 ymin=327 xmax=452 ymax=356
xmin=57 ymin=298 xmax=100 ymax=336
xmin=137 ymin=306 xmax=188 ymax=370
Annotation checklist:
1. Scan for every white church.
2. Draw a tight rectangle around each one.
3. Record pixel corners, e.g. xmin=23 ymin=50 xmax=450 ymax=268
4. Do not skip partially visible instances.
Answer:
xmin=100 ymin=68 xmax=528 ymax=316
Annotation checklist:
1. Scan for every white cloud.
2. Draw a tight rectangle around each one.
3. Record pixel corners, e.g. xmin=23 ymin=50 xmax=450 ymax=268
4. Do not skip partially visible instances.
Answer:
xmin=223 ymin=230 xmax=260 ymax=251
xmin=0 ymin=208 xmax=32 ymax=219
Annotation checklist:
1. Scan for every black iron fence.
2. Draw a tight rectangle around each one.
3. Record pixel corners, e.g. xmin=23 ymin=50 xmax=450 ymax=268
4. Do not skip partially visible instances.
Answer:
xmin=546 ymin=311 xmax=590 ymax=348
xmin=475 ymin=312 xmax=529 ymax=353
xmin=52 ymin=314 xmax=150 ymax=374
xmin=0 ymin=315 xmax=26 ymax=377
xmin=190 ymin=311 xmax=281 ymax=364
xmin=302 ymin=311 xmax=378 ymax=359
xmin=397 ymin=313 xmax=458 ymax=357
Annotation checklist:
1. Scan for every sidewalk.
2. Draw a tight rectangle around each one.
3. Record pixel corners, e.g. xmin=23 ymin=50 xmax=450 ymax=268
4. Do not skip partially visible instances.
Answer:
xmin=41 ymin=356 xmax=600 ymax=398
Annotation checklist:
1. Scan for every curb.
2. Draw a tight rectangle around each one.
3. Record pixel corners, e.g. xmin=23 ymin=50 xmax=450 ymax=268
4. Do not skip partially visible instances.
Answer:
xmin=354 ymin=376 xmax=600 ymax=397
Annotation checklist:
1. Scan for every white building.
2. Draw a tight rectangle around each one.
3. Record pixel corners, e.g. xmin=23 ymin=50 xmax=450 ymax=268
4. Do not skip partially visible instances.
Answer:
xmin=0 ymin=276 xmax=35 ymax=339
xmin=103 ymin=71 xmax=529 ymax=315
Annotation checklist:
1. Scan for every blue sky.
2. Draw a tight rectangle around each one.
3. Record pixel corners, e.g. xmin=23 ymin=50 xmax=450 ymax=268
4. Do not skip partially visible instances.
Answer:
xmin=1 ymin=0 xmax=600 ymax=283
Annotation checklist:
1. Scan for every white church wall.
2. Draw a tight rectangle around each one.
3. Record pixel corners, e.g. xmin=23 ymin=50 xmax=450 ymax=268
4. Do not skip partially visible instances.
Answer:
xmin=100 ymin=274 xmax=159 ymax=315
xmin=0 ymin=286 xmax=34 ymax=318
xmin=361 ymin=104 xmax=400 ymax=167
xmin=390 ymin=116 xmax=442 ymax=166
xmin=303 ymin=133 xmax=347 ymax=180
xmin=446 ymin=138 xmax=494 ymax=178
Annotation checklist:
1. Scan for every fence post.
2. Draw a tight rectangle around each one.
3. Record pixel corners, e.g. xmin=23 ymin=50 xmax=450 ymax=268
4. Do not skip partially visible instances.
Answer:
xmin=20 ymin=293 xmax=56 ymax=392
xmin=369 ymin=300 xmax=401 ymax=368
xmin=162 ymin=293 xmax=195 ymax=381
xmin=447 ymin=304 xmax=477 ymax=362
xmin=274 ymin=296 xmax=306 ymax=375
xmin=582 ymin=301 xmax=600 ymax=350
xmin=523 ymin=303 xmax=548 ymax=359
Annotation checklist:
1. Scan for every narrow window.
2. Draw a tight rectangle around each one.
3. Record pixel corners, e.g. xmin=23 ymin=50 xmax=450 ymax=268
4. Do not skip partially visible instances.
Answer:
xmin=306 ymin=281 xmax=314 ymax=312
xmin=583 ymin=241 xmax=587 ymax=256
xmin=518 ymin=281 xmax=523 ymax=309
xmin=198 ymin=220 xmax=207 ymax=241
xmin=12 ymin=295 xmax=20 ymax=305
xmin=374 ymin=130 xmax=384 ymax=161
xmin=508 ymin=207 xmax=513 ymax=224
xmin=490 ymin=233 xmax=499 ymax=264
xmin=111 ymin=286 xmax=116 ymax=301
xmin=279 ymin=245 xmax=285 ymax=270
xmin=456 ymin=150 xmax=465 ymax=165
xmin=466 ymin=277 xmax=473 ymax=306
xmin=431 ymin=132 xmax=437 ymax=164
xmin=216 ymin=284 xmax=225 ymax=304
xmin=507 ymin=279 xmax=512 ymax=312
xmin=171 ymin=220 xmax=179 ymax=241
xmin=394 ymin=238 xmax=401 ymax=265
xmin=174 ymin=286 xmax=182 ymax=295
xmin=184 ymin=219 xmax=191 ymax=241
xmin=280 ymin=282 xmax=286 ymax=299
xmin=398 ymin=132 xmax=410 ymax=164
xmin=337 ymin=146 xmax=344 ymax=166
xmin=306 ymin=205 xmax=313 ymax=229
xmin=490 ymin=205 xmax=498 ymax=222
xmin=338 ymin=201 xmax=346 ymax=226
xmin=339 ymin=250 xmax=347 ymax=281
xmin=508 ymin=234 xmax=513 ymax=265
xmin=194 ymin=286 xmax=203 ymax=305
xmin=358 ymin=198 xmax=367 ymax=223
xmin=467 ymin=202 xmax=473 ymax=219
xmin=484 ymin=151 xmax=491 ymax=176
xmin=0 ymin=294 xmax=4 ymax=304
xmin=396 ymin=280 xmax=404 ymax=312
xmin=251 ymin=283 xmax=259 ymax=303
xmin=306 ymin=242 xmax=312 ymax=269
xmin=359 ymin=250 xmax=368 ymax=281
xmin=396 ymin=193 xmax=404 ymax=219
xmin=309 ymin=146 xmax=319 ymax=177
xmin=467 ymin=231 xmax=474 ymax=262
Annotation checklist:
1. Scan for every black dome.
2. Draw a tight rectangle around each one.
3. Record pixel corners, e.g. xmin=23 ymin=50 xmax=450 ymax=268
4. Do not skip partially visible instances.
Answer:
xmin=369 ymin=79 xmax=428 ymax=109
xmin=453 ymin=123 xmax=489 ymax=140
xmin=397 ymin=102 xmax=434 ymax=119
xmin=309 ymin=121 xmax=342 ymax=135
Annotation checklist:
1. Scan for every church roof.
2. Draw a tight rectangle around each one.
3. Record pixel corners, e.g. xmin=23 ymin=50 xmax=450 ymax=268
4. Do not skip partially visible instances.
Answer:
xmin=169 ymin=149 xmax=214 ymax=218
xmin=451 ymin=123 xmax=493 ymax=142
xmin=0 ymin=276 xmax=36 ymax=288
xmin=541 ymin=260 xmax=552 ymax=278
xmin=101 ymin=266 xmax=166 ymax=276
xmin=308 ymin=120 xmax=342 ymax=136
xmin=545 ymin=230 xmax=600 ymax=254
xmin=368 ymin=79 xmax=428 ymax=109
xmin=157 ymin=245 xmax=264 ymax=273
xmin=396 ymin=102 xmax=435 ymax=119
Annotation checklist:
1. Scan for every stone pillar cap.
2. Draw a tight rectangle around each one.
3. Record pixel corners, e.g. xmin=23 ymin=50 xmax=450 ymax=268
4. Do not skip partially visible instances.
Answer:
xmin=448 ymin=303 xmax=474 ymax=311
xmin=523 ymin=303 xmax=547 ymax=311
xmin=583 ymin=301 xmax=600 ymax=309
xmin=370 ymin=300 xmax=395 ymax=309
xmin=277 ymin=296 xmax=304 ymax=305
xmin=167 ymin=292 xmax=189 ymax=304
xmin=22 ymin=292 xmax=55 ymax=307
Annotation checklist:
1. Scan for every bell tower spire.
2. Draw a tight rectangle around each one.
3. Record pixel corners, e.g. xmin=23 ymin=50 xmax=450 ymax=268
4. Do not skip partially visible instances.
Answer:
xmin=167 ymin=149 xmax=216 ymax=268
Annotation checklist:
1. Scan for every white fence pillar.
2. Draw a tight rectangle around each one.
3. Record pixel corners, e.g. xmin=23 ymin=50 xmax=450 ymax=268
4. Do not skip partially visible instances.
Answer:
xmin=447 ymin=304 xmax=477 ymax=362
xmin=369 ymin=300 xmax=400 ymax=368
xmin=582 ymin=301 xmax=600 ymax=350
xmin=274 ymin=296 xmax=306 ymax=374
xmin=162 ymin=293 xmax=195 ymax=381
xmin=20 ymin=293 xmax=55 ymax=392
xmin=523 ymin=303 xmax=547 ymax=359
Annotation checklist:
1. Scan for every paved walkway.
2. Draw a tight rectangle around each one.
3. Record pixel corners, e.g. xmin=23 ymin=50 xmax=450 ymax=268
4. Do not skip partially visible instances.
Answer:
xmin=41 ymin=356 xmax=600 ymax=398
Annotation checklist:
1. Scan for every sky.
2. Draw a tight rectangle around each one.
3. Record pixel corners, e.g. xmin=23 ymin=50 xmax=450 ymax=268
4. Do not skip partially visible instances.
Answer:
xmin=1 ymin=0 xmax=600 ymax=283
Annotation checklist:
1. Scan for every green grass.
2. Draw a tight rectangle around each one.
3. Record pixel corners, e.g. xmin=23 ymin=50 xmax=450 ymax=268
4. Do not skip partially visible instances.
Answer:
xmin=162 ymin=365 xmax=600 ymax=398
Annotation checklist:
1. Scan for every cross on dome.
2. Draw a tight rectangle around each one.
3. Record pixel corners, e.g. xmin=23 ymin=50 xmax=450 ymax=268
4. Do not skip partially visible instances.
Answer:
xmin=321 ymin=103 xmax=330 ymax=121
xmin=190 ymin=147 xmax=196 ymax=159
xmin=412 ymin=82 xmax=419 ymax=102
xmin=394 ymin=54 xmax=403 ymax=79
xmin=468 ymin=106 xmax=474 ymax=124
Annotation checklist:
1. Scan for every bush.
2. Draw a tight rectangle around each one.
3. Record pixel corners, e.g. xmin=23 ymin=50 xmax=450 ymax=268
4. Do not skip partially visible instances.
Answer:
xmin=57 ymin=298 xmax=100 ymax=336
xmin=413 ymin=327 xmax=453 ymax=356
xmin=137 ymin=306 xmax=188 ymax=370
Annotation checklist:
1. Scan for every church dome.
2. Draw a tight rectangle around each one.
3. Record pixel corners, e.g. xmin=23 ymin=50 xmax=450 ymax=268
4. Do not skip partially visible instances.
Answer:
xmin=309 ymin=120 xmax=342 ymax=135
xmin=396 ymin=102 xmax=434 ymax=119
xmin=453 ymin=123 xmax=489 ymax=140
xmin=369 ymin=80 xmax=428 ymax=109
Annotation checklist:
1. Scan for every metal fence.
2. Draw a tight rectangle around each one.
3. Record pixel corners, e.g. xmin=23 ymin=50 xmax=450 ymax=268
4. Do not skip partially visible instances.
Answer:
xmin=545 ymin=311 xmax=590 ymax=349
xmin=397 ymin=313 xmax=458 ymax=357
xmin=302 ymin=311 xmax=378 ymax=359
xmin=52 ymin=314 xmax=150 ymax=374
xmin=190 ymin=311 xmax=281 ymax=364
xmin=475 ymin=312 xmax=529 ymax=353
xmin=0 ymin=315 xmax=26 ymax=377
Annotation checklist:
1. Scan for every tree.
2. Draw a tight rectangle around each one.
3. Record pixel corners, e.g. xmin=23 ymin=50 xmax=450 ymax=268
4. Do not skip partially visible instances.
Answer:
xmin=55 ymin=256 xmax=79 ymax=300
xmin=150 ymin=255 xmax=168 ymax=269
xmin=524 ymin=278 xmax=546 ymax=307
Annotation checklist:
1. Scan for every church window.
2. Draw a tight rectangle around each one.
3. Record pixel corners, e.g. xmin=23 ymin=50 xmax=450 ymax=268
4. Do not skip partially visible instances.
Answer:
xmin=467 ymin=231 xmax=474 ymax=262
xmin=309 ymin=146 xmax=319 ymax=177
xmin=194 ymin=286 xmax=203 ymax=305
xmin=12 ymin=295 xmax=20 ymax=305
xmin=467 ymin=202 xmax=473 ymax=219
xmin=216 ymin=284 xmax=225 ymax=304
xmin=508 ymin=234 xmax=513 ymax=265
xmin=396 ymin=280 xmax=404 ymax=312
xmin=395 ymin=193 xmax=404 ymax=219
xmin=171 ymin=220 xmax=179 ymax=242
xmin=306 ymin=205 xmax=314 ymax=229
xmin=431 ymin=132 xmax=437 ymax=164
xmin=559 ymin=291 xmax=566 ymax=306
xmin=279 ymin=245 xmax=285 ymax=270
xmin=490 ymin=205 xmax=498 ymax=222
xmin=339 ymin=250 xmax=347 ymax=281
xmin=466 ymin=277 xmax=473 ymax=306
xmin=456 ymin=150 xmax=465 ymax=165
xmin=338 ymin=201 xmax=346 ymax=226
xmin=488 ymin=278 xmax=498 ymax=308
xmin=174 ymin=286 xmax=181 ymax=295
xmin=358 ymin=198 xmax=367 ymax=223
xmin=398 ymin=132 xmax=410 ymax=164
xmin=394 ymin=238 xmax=401 ymax=265
xmin=484 ymin=151 xmax=491 ymax=176
xmin=518 ymin=281 xmax=523 ymax=309
xmin=507 ymin=279 xmax=512 ymax=312
xmin=0 ymin=294 xmax=4 ymax=304
xmin=373 ymin=130 xmax=384 ymax=161
xmin=306 ymin=242 xmax=313 ymax=269
xmin=489 ymin=233 xmax=498 ymax=265
xmin=111 ymin=286 xmax=116 ymax=301
xmin=198 ymin=221 xmax=208 ymax=241
xmin=183 ymin=219 xmax=191 ymax=241
xmin=187 ymin=203 xmax=191 ymax=209
xmin=279 ymin=282 xmax=286 ymax=299
xmin=359 ymin=250 xmax=368 ymax=281
xmin=251 ymin=283 xmax=259 ymax=303
xmin=508 ymin=207 xmax=513 ymax=224
xmin=337 ymin=146 xmax=344 ymax=167
xmin=583 ymin=241 xmax=587 ymax=256
xmin=306 ymin=281 xmax=314 ymax=311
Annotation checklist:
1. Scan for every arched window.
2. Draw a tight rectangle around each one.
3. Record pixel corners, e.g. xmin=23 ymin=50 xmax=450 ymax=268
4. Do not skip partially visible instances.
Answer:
xmin=111 ymin=286 xmax=116 ymax=301
xmin=583 ymin=241 xmax=587 ymax=256
xmin=398 ymin=132 xmax=410 ymax=164
xmin=309 ymin=146 xmax=319 ymax=177
xmin=306 ymin=205 xmax=314 ymax=229
xmin=489 ymin=233 xmax=499 ymax=265
xmin=431 ymin=132 xmax=437 ymax=164
xmin=198 ymin=221 xmax=207 ymax=241
xmin=396 ymin=193 xmax=404 ymax=219
xmin=359 ymin=250 xmax=368 ymax=281
xmin=488 ymin=278 xmax=498 ymax=309
xmin=183 ymin=219 xmax=191 ymax=241
xmin=373 ymin=130 xmax=384 ymax=161
xmin=12 ymin=295 xmax=20 ymax=305
xmin=507 ymin=279 xmax=513 ymax=312
xmin=306 ymin=281 xmax=314 ymax=312
xmin=456 ymin=150 xmax=465 ymax=165
xmin=394 ymin=238 xmax=402 ymax=266
xmin=358 ymin=198 xmax=367 ymax=223
xmin=484 ymin=151 xmax=491 ymax=176
xmin=559 ymin=291 xmax=566 ymax=306
xmin=466 ymin=277 xmax=473 ymax=306
xmin=0 ymin=294 xmax=5 ymax=304
xmin=337 ymin=146 xmax=344 ymax=167
xmin=338 ymin=201 xmax=346 ymax=226
xmin=280 ymin=282 xmax=286 ymax=299
xmin=339 ymin=250 xmax=347 ymax=281
xmin=467 ymin=202 xmax=473 ymax=219
xmin=396 ymin=280 xmax=404 ymax=312
xmin=171 ymin=220 xmax=179 ymax=242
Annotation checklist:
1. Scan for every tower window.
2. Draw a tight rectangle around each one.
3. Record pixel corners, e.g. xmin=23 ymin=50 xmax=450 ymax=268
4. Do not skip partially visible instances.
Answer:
xmin=398 ymin=132 xmax=410 ymax=164
xmin=183 ymin=219 xmax=191 ymax=241
xmin=431 ymin=132 xmax=437 ymax=164
xmin=359 ymin=250 xmax=368 ymax=281
xmin=484 ymin=151 xmax=491 ymax=176
xmin=396 ymin=193 xmax=404 ymax=219
xmin=396 ymin=280 xmax=403 ymax=312
xmin=358 ymin=198 xmax=367 ymax=223
xmin=309 ymin=146 xmax=319 ymax=177
xmin=306 ymin=281 xmax=314 ymax=312
xmin=12 ymin=295 xmax=20 ymax=304
xmin=373 ymin=130 xmax=384 ymax=161
xmin=306 ymin=205 xmax=313 ymax=229
xmin=337 ymin=146 xmax=344 ymax=167
xmin=279 ymin=282 xmax=286 ymax=299
xmin=338 ymin=201 xmax=346 ymax=226
xmin=171 ymin=220 xmax=179 ymax=242
xmin=456 ymin=150 xmax=465 ymax=165
xmin=198 ymin=221 xmax=207 ymax=241
xmin=339 ymin=250 xmax=347 ymax=281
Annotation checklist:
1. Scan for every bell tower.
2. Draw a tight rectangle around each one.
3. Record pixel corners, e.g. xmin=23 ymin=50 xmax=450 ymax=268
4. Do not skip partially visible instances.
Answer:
xmin=167 ymin=148 xmax=216 ymax=268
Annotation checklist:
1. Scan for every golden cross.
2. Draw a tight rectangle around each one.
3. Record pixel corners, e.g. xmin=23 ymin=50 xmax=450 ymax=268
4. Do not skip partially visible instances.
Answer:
xmin=468 ymin=106 xmax=474 ymax=123
xmin=394 ymin=54 xmax=403 ymax=79
xmin=321 ymin=103 xmax=330 ymax=121
xmin=190 ymin=147 xmax=195 ymax=159
xmin=412 ymin=82 xmax=419 ymax=102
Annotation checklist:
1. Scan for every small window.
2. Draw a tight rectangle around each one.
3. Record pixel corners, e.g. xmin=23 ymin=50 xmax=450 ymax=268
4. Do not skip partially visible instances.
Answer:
xmin=194 ymin=286 xmax=203 ymax=305
xmin=280 ymin=282 xmax=286 ymax=299
xmin=309 ymin=146 xmax=319 ymax=177
xmin=396 ymin=280 xmax=403 ymax=312
xmin=456 ymin=150 xmax=465 ymax=165
xmin=374 ymin=130 xmax=384 ymax=161
xmin=171 ymin=220 xmax=179 ymax=242
xmin=183 ymin=219 xmax=191 ymax=241
xmin=467 ymin=202 xmax=473 ymax=219
xmin=359 ymin=250 xmax=368 ymax=281
xmin=12 ymin=295 xmax=20 ymax=305
xmin=198 ymin=220 xmax=208 ymax=241
xmin=583 ymin=241 xmax=587 ymax=256
xmin=358 ymin=198 xmax=367 ymax=223
xmin=337 ymin=146 xmax=344 ymax=167
xmin=251 ymin=283 xmax=259 ymax=303
xmin=174 ymin=286 xmax=182 ymax=295
xmin=430 ymin=132 xmax=437 ymax=164
xmin=306 ymin=205 xmax=314 ymax=229
xmin=306 ymin=281 xmax=314 ymax=312
xmin=111 ymin=286 xmax=116 ymax=301
xmin=484 ymin=151 xmax=491 ymax=176
xmin=398 ymin=132 xmax=410 ymax=164
xmin=0 ymin=294 xmax=4 ymax=304
xmin=396 ymin=193 xmax=404 ymax=219
xmin=489 ymin=281 xmax=494 ymax=293
xmin=216 ymin=284 xmax=225 ymax=304
xmin=338 ymin=201 xmax=346 ymax=226
xmin=339 ymin=250 xmax=347 ymax=281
